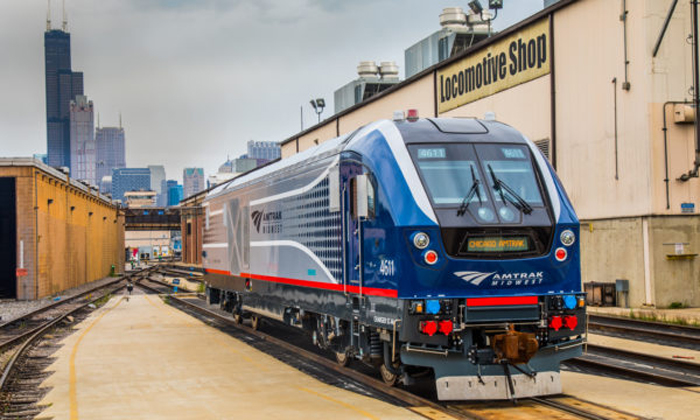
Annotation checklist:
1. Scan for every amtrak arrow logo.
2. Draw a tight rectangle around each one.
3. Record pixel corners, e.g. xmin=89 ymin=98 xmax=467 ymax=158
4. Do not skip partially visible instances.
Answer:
xmin=251 ymin=210 xmax=264 ymax=233
xmin=454 ymin=271 xmax=496 ymax=286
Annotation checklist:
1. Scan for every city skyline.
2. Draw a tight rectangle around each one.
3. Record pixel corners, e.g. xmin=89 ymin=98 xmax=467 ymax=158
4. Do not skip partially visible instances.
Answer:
xmin=0 ymin=1 xmax=543 ymax=182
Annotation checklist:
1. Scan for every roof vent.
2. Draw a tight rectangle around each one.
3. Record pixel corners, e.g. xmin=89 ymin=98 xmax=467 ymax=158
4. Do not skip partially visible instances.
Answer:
xmin=357 ymin=61 xmax=379 ymax=78
xmin=378 ymin=61 xmax=399 ymax=79
xmin=440 ymin=7 xmax=467 ymax=28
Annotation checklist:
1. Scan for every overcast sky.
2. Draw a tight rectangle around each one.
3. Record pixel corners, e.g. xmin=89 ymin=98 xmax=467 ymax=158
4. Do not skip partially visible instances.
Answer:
xmin=0 ymin=0 xmax=544 ymax=184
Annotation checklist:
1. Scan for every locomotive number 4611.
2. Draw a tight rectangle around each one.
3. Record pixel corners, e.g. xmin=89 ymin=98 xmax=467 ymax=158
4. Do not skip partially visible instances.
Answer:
xmin=379 ymin=259 xmax=396 ymax=277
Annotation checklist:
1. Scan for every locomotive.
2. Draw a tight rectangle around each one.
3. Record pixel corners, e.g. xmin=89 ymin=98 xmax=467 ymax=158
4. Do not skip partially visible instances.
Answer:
xmin=202 ymin=116 xmax=585 ymax=400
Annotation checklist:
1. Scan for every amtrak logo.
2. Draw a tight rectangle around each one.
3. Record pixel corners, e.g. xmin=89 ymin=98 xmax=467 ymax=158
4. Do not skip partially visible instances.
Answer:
xmin=251 ymin=210 xmax=264 ymax=232
xmin=454 ymin=271 xmax=496 ymax=286
xmin=251 ymin=209 xmax=282 ymax=234
xmin=455 ymin=271 xmax=545 ymax=287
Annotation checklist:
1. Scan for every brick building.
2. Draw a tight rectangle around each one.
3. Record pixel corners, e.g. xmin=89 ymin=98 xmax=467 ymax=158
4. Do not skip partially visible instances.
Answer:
xmin=0 ymin=158 xmax=124 ymax=299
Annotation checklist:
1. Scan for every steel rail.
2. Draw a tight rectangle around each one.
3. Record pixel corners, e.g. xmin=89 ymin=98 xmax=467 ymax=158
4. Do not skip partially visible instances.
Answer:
xmin=135 ymin=282 xmax=486 ymax=420
xmin=529 ymin=396 xmax=647 ymax=420
xmin=0 ymin=277 xmax=123 ymax=331
xmin=0 ymin=283 xmax=127 ymax=391
xmin=581 ymin=344 xmax=700 ymax=385
xmin=569 ymin=346 xmax=700 ymax=388
xmin=588 ymin=314 xmax=700 ymax=346
xmin=0 ymin=267 xmax=155 ymax=353
xmin=154 ymin=267 xmax=204 ymax=281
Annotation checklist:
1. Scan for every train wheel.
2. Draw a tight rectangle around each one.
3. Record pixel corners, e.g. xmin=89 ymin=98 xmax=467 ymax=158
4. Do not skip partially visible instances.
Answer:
xmin=379 ymin=364 xmax=398 ymax=386
xmin=335 ymin=350 xmax=350 ymax=367
xmin=250 ymin=315 xmax=261 ymax=330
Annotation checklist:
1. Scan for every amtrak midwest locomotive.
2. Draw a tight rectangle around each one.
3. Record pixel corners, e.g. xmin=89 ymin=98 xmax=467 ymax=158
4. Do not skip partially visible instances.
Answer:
xmin=202 ymin=117 xmax=585 ymax=400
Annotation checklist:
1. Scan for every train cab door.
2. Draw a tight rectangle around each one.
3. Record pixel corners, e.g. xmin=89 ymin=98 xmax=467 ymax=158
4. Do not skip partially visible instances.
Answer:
xmin=342 ymin=162 xmax=371 ymax=310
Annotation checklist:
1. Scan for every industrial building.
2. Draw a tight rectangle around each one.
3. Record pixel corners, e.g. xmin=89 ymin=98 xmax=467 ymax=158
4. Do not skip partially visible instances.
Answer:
xmin=0 ymin=158 xmax=124 ymax=300
xmin=280 ymin=0 xmax=700 ymax=308
xmin=180 ymin=192 xmax=205 ymax=265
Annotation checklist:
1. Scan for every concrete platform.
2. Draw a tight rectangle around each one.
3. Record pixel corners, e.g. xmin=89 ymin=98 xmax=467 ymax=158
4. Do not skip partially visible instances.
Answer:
xmin=588 ymin=306 xmax=700 ymax=326
xmin=562 ymin=371 xmax=700 ymax=419
xmin=38 ymin=291 xmax=422 ymax=420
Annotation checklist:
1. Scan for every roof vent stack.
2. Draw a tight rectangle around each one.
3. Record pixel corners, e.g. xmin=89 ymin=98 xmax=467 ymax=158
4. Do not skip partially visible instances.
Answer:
xmin=357 ymin=61 xmax=379 ymax=78
xmin=378 ymin=61 xmax=399 ymax=80
xmin=439 ymin=7 xmax=467 ymax=29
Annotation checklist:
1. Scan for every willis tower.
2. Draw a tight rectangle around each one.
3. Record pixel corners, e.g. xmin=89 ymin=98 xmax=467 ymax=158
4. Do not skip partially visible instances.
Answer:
xmin=45 ymin=1 xmax=83 ymax=168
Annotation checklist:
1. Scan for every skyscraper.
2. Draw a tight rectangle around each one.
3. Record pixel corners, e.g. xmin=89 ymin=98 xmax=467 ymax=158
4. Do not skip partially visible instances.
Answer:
xmin=45 ymin=6 xmax=83 ymax=169
xmin=183 ymin=168 xmax=204 ymax=198
xmin=165 ymin=180 xmax=183 ymax=206
xmin=148 ymin=165 xmax=166 ymax=205
xmin=246 ymin=140 xmax=281 ymax=164
xmin=112 ymin=168 xmax=151 ymax=203
xmin=95 ymin=126 xmax=126 ymax=186
xmin=69 ymin=95 xmax=95 ymax=183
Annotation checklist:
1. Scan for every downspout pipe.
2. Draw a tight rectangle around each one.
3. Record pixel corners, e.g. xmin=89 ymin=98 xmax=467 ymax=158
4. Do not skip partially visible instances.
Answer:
xmin=663 ymin=101 xmax=692 ymax=209
xmin=679 ymin=0 xmax=700 ymax=181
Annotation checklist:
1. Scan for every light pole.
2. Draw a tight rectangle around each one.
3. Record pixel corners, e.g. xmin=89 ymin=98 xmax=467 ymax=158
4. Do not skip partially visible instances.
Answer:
xmin=310 ymin=98 xmax=325 ymax=124
xmin=468 ymin=0 xmax=502 ymax=36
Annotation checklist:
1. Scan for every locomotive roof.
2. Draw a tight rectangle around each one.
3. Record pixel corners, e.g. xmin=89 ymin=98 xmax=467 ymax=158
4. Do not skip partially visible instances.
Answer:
xmin=205 ymin=118 xmax=525 ymax=201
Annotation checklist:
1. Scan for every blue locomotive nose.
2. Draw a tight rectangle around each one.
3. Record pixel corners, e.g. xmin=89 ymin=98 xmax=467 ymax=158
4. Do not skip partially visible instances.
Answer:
xmin=563 ymin=295 xmax=577 ymax=310
xmin=426 ymin=300 xmax=441 ymax=314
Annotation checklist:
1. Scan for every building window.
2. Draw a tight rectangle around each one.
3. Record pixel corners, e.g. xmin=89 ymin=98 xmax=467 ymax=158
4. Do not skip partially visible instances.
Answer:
xmin=438 ymin=37 xmax=449 ymax=61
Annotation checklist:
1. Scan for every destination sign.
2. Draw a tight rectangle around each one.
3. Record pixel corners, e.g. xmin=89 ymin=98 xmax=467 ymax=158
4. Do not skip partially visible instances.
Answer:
xmin=437 ymin=18 xmax=550 ymax=113
xmin=466 ymin=237 xmax=529 ymax=253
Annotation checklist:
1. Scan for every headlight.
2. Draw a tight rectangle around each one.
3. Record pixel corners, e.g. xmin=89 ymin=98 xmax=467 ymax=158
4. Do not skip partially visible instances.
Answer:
xmin=560 ymin=229 xmax=576 ymax=246
xmin=412 ymin=232 xmax=430 ymax=249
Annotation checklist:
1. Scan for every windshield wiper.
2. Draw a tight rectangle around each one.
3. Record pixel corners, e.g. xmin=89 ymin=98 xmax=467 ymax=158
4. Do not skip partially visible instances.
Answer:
xmin=487 ymin=164 xmax=533 ymax=215
xmin=457 ymin=166 xmax=483 ymax=216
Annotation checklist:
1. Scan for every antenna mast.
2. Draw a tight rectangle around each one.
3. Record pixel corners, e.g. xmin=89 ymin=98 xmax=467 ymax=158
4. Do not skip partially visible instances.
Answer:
xmin=119 ymin=112 xmax=122 ymax=129
xmin=46 ymin=0 xmax=51 ymax=31
xmin=62 ymin=0 xmax=67 ymax=31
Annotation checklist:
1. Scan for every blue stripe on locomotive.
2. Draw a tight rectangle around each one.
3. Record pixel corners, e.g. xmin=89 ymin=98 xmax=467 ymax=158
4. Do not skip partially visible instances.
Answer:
xmin=348 ymin=126 xmax=581 ymax=300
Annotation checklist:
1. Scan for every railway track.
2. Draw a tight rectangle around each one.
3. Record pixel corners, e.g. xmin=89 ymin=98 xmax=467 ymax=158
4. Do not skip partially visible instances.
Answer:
xmin=0 ymin=269 xmax=152 ymax=354
xmin=138 ymin=280 xmax=646 ymax=420
xmin=588 ymin=314 xmax=700 ymax=349
xmin=0 ymin=268 xmax=153 ymax=418
xmin=567 ymin=344 xmax=700 ymax=388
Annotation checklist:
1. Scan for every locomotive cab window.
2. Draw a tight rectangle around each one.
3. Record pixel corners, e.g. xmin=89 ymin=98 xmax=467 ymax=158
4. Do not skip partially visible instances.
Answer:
xmin=408 ymin=143 xmax=546 ymax=224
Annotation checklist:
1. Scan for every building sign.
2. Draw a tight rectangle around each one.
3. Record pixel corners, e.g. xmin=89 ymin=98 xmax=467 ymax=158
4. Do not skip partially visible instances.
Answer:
xmin=437 ymin=18 xmax=550 ymax=114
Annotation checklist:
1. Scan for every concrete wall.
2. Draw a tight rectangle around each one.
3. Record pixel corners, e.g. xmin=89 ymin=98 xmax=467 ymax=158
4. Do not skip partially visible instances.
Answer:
xmin=2 ymin=162 xmax=124 ymax=299
xmin=581 ymin=215 xmax=700 ymax=307
xmin=580 ymin=218 xmax=648 ymax=306
xmin=648 ymin=216 xmax=700 ymax=307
